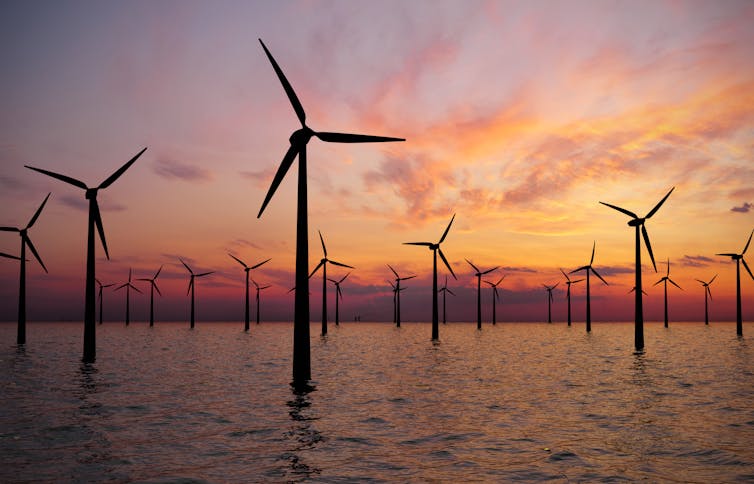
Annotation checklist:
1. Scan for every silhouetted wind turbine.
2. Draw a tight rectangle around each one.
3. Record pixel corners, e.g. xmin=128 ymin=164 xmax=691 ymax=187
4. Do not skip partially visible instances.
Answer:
xmin=115 ymin=269 xmax=141 ymax=326
xmin=717 ymin=228 xmax=753 ymax=335
xmin=253 ymin=280 xmax=271 ymax=325
xmin=570 ymin=242 xmax=608 ymax=333
xmin=1 ymin=193 xmax=50 ymax=344
xmin=26 ymin=147 xmax=147 ymax=361
xmin=387 ymin=265 xmax=415 ymax=328
xmin=483 ymin=275 xmax=505 ymax=325
xmin=180 ymin=259 xmax=213 ymax=329
xmin=466 ymin=259 xmax=498 ymax=329
xmin=653 ymin=258 xmax=682 ymax=328
xmin=309 ymin=231 xmax=353 ymax=336
xmin=95 ymin=278 xmax=115 ymax=325
xmin=229 ymin=254 xmax=270 ymax=331
xmin=695 ymin=275 xmax=716 ymax=325
xmin=255 ymin=39 xmax=404 ymax=383
xmin=328 ymin=272 xmax=350 ymax=326
xmin=404 ymin=214 xmax=457 ymax=340
xmin=136 ymin=266 xmax=163 ymax=327
xmin=601 ymin=187 xmax=674 ymax=350
xmin=560 ymin=269 xmax=583 ymax=327
xmin=438 ymin=275 xmax=455 ymax=324
xmin=543 ymin=283 xmax=559 ymax=323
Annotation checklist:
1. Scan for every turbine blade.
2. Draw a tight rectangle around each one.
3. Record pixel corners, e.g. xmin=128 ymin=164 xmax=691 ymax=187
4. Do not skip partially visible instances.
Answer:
xmin=465 ymin=259 xmax=480 ymax=273
xmin=709 ymin=274 xmax=717 ymax=284
xmin=154 ymin=282 xmax=162 ymax=296
xmin=25 ymin=165 xmax=88 ymax=190
xmin=572 ymin=279 xmax=585 ymax=284
xmin=24 ymin=235 xmax=47 ymax=273
xmin=716 ymin=253 xmax=737 ymax=257
xmin=666 ymin=258 xmax=671 ymax=277
xmin=154 ymin=265 xmax=163 ymax=279
xmin=136 ymin=278 xmax=151 ymax=282
xmin=590 ymin=241 xmax=596 ymax=265
xmin=653 ymin=279 xmax=663 ymax=287
xmin=494 ymin=287 xmax=500 ymax=301
xmin=253 ymin=280 xmax=260 ymax=289
xmin=481 ymin=266 xmax=499 ymax=275
xmin=400 ymin=275 xmax=416 ymax=281
xmin=707 ymin=286 xmax=712 ymax=300
xmin=447 ymin=289 xmax=455 ymax=296
xmin=642 ymin=225 xmax=656 ymax=272
xmin=131 ymin=284 xmax=143 ymax=294
xmin=92 ymin=198 xmax=109 ymax=260
xmin=257 ymin=144 xmax=299 ymax=218
xmin=309 ymin=260 xmax=324 ymax=278
xmin=743 ymin=229 xmax=754 ymax=255
xmin=669 ymin=278 xmax=682 ymax=290
xmin=319 ymin=230 xmax=327 ymax=257
xmin=260 ymin=285 xmax=271 ymax=290
xmin=439 ymin=213 xmax=456 ymax=244
xmin=599 ymin=201 xmax=637 ymax=219
xmin=484 ymin=280 xmax=494 ymax=287
xmin=694 ymin=279 xmax=705 ymax=284
xmin=403 ymin=242 xmax=432 ymax=246
xmin=251 ymin=258 xmax=271 ymax=269
xmin=0 ymin=252 xmax=20 ymax=260
xmin=591 ymin=267 xmax=609 ymax=285
xmin=742 ymin=257 xmax=754 ymax=281
xmin=571 ymin=266 xmax=588 ymax=273
xmin=0 ymin=227 xmax=21 ymax=232
xmin=196 ymin=271 xmax=214 ymax=277
xmin=229 ymin=253 xmax=248 ymax=268
xmin=315 ymin=132 xmax=404 ymax=143
xmin=337 ymin=286 xmax=343 ymax=300
xmin=387 ymin=264 xmax=399 ymax=278
xmin=27 ymin=193 xmax=51 ymax=229
xmin=259 ymin=39 xmax=306 ymax=125
xmin=339 ymin=272 xmax=350 ymax=283
xmin=560 ymin=268 xmax=570 ymax=282
xmin=329 ymin=260 xmax=354 ymax=269
xmin=115 ymin=283 xmax=127 ymax=291
xmin=180 ymin=258 xmax=193 ymax=274
xmin=645 ymin=186 xmax=675 ymax=219
xmin=187 ymin=277 xmax=193 ymax=295
xmin=439 ymin=249 xmax=456 ymax=279
xmin=99 ymin=147 xmax=147 ymax=189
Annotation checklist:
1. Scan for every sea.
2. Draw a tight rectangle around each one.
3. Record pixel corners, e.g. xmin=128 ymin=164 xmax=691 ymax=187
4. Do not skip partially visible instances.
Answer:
xmin=1 ymin=321 xmax=753 ymax=483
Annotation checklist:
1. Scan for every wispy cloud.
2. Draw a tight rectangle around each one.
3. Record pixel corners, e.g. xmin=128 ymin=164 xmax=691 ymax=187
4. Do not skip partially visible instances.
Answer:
xmin=731 ymin=202 xmax=752 ymax=213
xmin=679 ymin=255 xmax=715 ymax=268
xmin=153 ymin=158 xmax=212 ymax=183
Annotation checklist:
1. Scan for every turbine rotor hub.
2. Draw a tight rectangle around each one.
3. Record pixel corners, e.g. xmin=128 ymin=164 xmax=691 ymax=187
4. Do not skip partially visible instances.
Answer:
xmin=289 ymin=126 xmax=314 ymax=145
xmin=628 ymin=218 xmax=645 ymax=227
xmin=85 ymin=188 xmax=98 ymax=200
xmin=430 ymin=243 xmax=439 ymax=250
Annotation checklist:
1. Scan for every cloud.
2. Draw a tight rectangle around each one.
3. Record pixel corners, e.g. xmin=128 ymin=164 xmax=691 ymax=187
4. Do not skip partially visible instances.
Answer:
xmin=731 ymin=202 xmax=752 ymax=213
xmin=153 ymin=158 xmax=212 ymax=182
xmin=679 ymin=255 xmax=715 ymax=268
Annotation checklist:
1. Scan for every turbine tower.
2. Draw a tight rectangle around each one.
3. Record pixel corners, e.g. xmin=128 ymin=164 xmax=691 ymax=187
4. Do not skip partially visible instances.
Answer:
xmin=26 ymin=147 xmax=147 ymax=361
xmin=180 ymin=259 xmax=213 ymax=329
xmin=328 ymin=272 xmax=350 ymax=326
xmin=600 ymin=187 xmax=674 ymax=350
xmin=136 ymin=266 xmax=163 ymax=327
xmin=115 ymin=268 xmax=141 ymax=326
xmin=466 ymin=259 xmax=498 ymax=329
xmin=570 ymin=242 xmax=608 ymax=333
xmin=695 ymin=275 xmax=716 ymax=325
xmin=404 ymin=214 xmax=457 ymax=340
xmin=716 ymin=228 xmax=753 ymax=335
xmin=653 ymin=258 xmax=682 ymax=328
xmin=256 ymin=39 xmax=403 ymax=383
xmin=560 ymin=269 xmax=583 ymax=327
xmin=1 ymin=193 xmax=50 ymax=344
xmin=229 ymin=254 xmax=270 ymax=331
xmin=309 ymin=231 xmax=353 ymax=336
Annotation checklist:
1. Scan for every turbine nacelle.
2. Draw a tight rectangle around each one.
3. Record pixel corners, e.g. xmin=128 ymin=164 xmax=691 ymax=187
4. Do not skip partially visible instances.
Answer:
xmin=85 ymin=188 xmax=98 ymax=200
xmin=290 ymin=126 xmax=315 ymax=145
xmin=628 ymin=218 xmax=645 ymax=227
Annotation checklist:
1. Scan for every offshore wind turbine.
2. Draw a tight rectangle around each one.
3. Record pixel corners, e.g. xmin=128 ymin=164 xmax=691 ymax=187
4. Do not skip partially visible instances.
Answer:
xmin=26 ymin=147 xmax=147 ymax=361
xmin=229 ymin=253 xmax=270 ymax=331
xmin=96 ymin=279 xmax=115 ymax=325
xmin=180 ymin=259 xmax=213 ymax=329
xmin=484 ymin=276 xmax=505 ymax=325
xmin=1 ymin=192 xmax=50 ymax=344
xmin=115 ymin=269 xmax=141 ymax=326
xmin=387 ymin=265 xmax=415 ymax=328
xmin=570 ymin=242 xmax=608 ymax=333
xmin=653 ymin=258 xmax=682 ymax=328
xmin=255 ymin=39 xmax=404 ymax=383
xmin=716 ymin=228 xmax=753 ymax=335
xmin=438 ymin=275 xmax=455 ymax=324
xmin=695 ymin=275 xmax=717 ymax=325
xmin=253 ymin=280 xmax=271 ymax=325
xmin=601 ymin=187 xmax=674 ymax=350
xmin=466 ymin=259 xmax=498 ymax=329
xmin=560 ymin=269 xmax=584 ymax=327
xmin=310 ymin=231 xmax=353 ymax=336
xmin=404 ymin=214 xmax=457 ymax=340
xmin=328 ymin=272 xmax=350 ymax=326
xmin=136 ymin=265 xmax=163 ymax=327
xmin=543 ymin=283 xmax=559 ymax=323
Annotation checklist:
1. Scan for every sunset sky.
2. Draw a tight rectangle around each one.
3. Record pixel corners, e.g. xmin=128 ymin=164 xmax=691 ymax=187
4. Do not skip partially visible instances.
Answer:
xmin=1 ymin=0 xmax=753 ymax=323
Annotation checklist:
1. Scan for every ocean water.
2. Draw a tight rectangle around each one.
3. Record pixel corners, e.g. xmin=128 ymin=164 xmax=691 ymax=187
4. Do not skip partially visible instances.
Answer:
xmin=1 ymin=321 xmax=753 ymax=483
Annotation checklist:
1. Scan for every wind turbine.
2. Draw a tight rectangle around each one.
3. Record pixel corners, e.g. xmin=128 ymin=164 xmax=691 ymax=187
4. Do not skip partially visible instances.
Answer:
xmin=255 ymin=39 xmax=404 ymax=383
xmin=716 ymin=228 xmax=753 ymax=335
xmin=404 ymin=214 xmax=457 ymax=340
xmin=229 ymin=254 xmax=270 ymax=331
xmin=695 ymin=275 xmax=716 ymax=325
xmin=95 ymin=278 xmax=115 ymax=325
xmin=560 ymin=269 xmax=584 ymax=327
xmin=570 ymin=242 xmax=608 ymax=332
xmin=115 ymin=269 xmax=141 ymax=326
xmin=309 ymin=231 xmax=353 ymax=336
xmin=1 ymin=192 xmax=50 ymax=344
xmin=26 ymin=147 xmax=147 ymax=361
xmin=543 ymin=283 xmax=559 ymax=323
xmin=483 ymin=276 xmax=505 ymax=325
xmin=387 ymin=265 xmax=415 ymax=328
xmin=600 ymin=187 xmax=674 ymax=350
xmin=136 ymin=265 xmax=163 ymax=327
xmin=328 ymin=272 xmax=350 ymax=326
xmin=180 ymin=259 xmax=213 ymax=329
xmin=438 ymin=275 xmax=455 ymax=324
xmin=653 ymin=258 xmax=682 ymax=328
xmin=466 ymin=259 xmax=498 ymax=329
xmin=252 ymin=280 xmax=271 ymax=325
